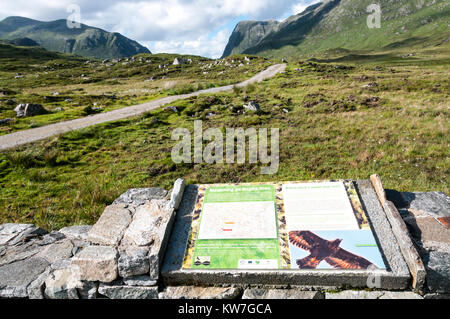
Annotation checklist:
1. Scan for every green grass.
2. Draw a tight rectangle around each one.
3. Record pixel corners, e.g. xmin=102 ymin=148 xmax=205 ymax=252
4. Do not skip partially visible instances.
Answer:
xmin=0 ymin=45 xmax=448 ymax=231
xmin=0 ymin=43 xmax=271 ymax=135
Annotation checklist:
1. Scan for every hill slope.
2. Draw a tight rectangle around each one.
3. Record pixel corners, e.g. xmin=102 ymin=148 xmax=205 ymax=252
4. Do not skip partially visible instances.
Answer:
xmin=222 ymin=0 xmax=450 ymax=58
xmin=0 ymin=16 xmax=151 ymax=59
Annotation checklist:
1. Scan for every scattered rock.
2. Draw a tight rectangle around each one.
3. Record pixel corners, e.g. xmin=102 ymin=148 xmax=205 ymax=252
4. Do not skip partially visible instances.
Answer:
xmin=243 ymin=289 xmax=323 ymax=299
xmin=71 ymin=246 xmax=118 ymax=283
xmin=159 ymin=286 xmax=241 ymax=299
xmin=98 ymin=284 xmax=158 ymax=299
xmin=87 ymin=204 xmax=133 ymax=246
xmin=14 ymin=104 xmax=48 ymax=117
xmin=243 ymin=101 xmax=260 ymax=112
xmin=173 ymin=58 xmax=186 ymax=65
xmin=165 ymin=106 xmax=179 ymax=113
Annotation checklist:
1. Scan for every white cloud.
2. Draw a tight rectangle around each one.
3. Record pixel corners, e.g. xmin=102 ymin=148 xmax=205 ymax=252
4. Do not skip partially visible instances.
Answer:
xmin=0 ymin=0 xmax=321 ymax=58
xmin=292 ymin=0 xmax=321 ymax=15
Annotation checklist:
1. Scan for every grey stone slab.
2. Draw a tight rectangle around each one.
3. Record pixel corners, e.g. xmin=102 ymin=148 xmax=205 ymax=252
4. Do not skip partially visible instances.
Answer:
xmin=113 ymin=188 xmax=168 ymax=206
xmin=123 ymin=276 xmax=158 ymax=287
xmin=59 ymin=225 xmax=92 ymax=241
xmin=44 ymin=268 xmax=79 ymax=299
xmin=161 ymin=182 xmax=411 ymax=290
xmin=36 ymin=239 xmax=74 ymax=263
xmin=27 ymin=268 xmax=51 ymax=299
xmin=424 ymin=293 xmax=450 ymax=299
xmin=242 ymin=289 xmax=323 ymax=299
xmin=0 ymin=257 xmax=49 ymax=298
xmin=0 ymin=240 xmax=44 ymax=266
xmin=326 ymin=291 xmax=423 ymax=299
xmin=87 ymin=204 xmax=132 ymax=246
xmin=98 ymin=284 xmax=158 ymax=299
xmin=159 ymin=286 xmax=241 ymax=299
xmin=71 ymin=246 xmax=118 ymax=283
xmin=402 ymin=192 xmax=450 ymax=218
xmin=0 ymin=224 xmax=34 ymax=245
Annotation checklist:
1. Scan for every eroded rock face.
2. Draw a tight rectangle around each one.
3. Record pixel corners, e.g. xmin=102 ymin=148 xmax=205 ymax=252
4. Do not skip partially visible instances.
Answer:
xmin=71 ymin=246 xmax=119 ymax=283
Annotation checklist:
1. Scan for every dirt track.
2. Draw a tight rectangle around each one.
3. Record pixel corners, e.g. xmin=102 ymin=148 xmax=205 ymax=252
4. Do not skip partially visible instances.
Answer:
xmin=0 ymin=64 xmax=286 ymax=151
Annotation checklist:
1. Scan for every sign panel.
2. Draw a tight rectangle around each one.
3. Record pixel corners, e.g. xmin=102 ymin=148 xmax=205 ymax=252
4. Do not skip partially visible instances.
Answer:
xmin=183 ymin=181 xmax=386 ymax=271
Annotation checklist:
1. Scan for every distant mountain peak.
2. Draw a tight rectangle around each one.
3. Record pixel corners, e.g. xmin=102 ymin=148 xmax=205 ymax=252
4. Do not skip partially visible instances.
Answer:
xmin=222 ymin=0 xmax=450 ymax=58
xmin=0 ymin=16 xmax=150 ymax=59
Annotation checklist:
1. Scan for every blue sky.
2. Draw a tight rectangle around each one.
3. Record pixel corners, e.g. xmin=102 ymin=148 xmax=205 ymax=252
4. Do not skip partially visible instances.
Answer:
xmin=0 ymin=0 xmax=320 ymax=58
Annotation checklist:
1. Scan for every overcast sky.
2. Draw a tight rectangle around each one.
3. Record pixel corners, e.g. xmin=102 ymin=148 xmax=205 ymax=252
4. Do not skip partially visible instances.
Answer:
xmin=0 ymin=0 xmax=320 ymax=58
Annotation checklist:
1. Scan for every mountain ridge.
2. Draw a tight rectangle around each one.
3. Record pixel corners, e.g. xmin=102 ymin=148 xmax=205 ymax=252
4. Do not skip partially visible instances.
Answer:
xmin=222 ymin=0 xmax=450 ymax=58
xmin=0 ymin=16 xmax=151 ymax=59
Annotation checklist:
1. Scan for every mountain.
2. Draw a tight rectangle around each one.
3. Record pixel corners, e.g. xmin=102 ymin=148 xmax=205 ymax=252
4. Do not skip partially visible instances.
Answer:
xmin=222 ymin=0 xmax=450 ymax=58
xmin=0 ymin=16 xmax=151 ymax=59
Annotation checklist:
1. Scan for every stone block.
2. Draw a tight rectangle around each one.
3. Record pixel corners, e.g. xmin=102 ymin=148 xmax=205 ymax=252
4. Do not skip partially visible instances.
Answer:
xmin=37 ymin=239 xmax=74 ymax=263
xmin=159 ymin=286 xmax=241 ymax=299
xmin=402 ymin=192 xmax=450 ymax=218
xmin=242 ymin=289 xmax=323 ymax=299
xmin=326 ymin=291 xmax=423 ymax=299
xmin=113 ymin=188 xmax=168 ymax=206
xmin=118 ymin=247 xmax=150 ymax=278
xmin=71 ymin=246 xmax=118 ymax=283
xmin=98 ymin=284 xmax=158 ymax=299
xmin=0 ymin=257 xmax=49 ymax=298
xmin=59 ymin=225 xmax=92 ymax=241
xmin=123 ymin=276 xmax=158 ymax=287
xmin=87 ymin=204 xmax=132 ymax=246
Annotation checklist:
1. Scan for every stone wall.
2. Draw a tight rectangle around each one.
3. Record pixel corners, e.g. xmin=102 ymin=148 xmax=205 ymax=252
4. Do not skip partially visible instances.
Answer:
xmin=0 ymin=179 xmax=448 ymax=299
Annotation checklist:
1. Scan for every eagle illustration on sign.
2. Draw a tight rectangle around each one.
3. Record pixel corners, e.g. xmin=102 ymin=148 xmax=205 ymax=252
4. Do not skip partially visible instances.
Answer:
xmin=289 ymin=231 xmax=376 ymax=270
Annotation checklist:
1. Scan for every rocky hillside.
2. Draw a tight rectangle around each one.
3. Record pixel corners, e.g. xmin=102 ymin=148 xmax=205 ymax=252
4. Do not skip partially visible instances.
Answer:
xmin=0 ymin=16 xmax=151 ymax=59
xmin=222 ymin=0 xmax=450 ymax=58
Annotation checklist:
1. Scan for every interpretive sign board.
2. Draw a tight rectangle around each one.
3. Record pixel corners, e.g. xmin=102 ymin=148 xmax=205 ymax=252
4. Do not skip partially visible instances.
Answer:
xmin=182 ymin=181 xmax=386 ymax=271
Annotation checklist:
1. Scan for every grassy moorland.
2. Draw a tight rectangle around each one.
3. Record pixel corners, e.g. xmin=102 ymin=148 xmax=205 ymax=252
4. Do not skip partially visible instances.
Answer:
xmin=0 ymin=44 xmax=448 ymax=230
xmin=0 ymin=42 xmax=270 ymax=135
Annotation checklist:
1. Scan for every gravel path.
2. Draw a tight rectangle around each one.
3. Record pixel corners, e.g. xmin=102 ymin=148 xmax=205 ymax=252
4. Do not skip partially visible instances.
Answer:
xmin=0 ymin=64 xmax=286 ymax=151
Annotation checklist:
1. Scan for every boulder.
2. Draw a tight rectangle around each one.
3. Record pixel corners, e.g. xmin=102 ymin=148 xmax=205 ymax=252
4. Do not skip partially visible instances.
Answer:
xmin=14 ymin=103 xmax=48 ymax=117
xmin=71 ymin=246 xmax=118 ymax=283
xmin=87 ymin=204 xmax=132 ymax=246
xmin=243 ymin=101 xmax=260 ymax=112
